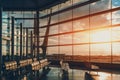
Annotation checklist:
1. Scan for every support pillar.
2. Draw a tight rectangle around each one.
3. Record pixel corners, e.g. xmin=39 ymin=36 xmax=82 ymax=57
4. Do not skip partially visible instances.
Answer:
xmin=30 ymin=31 xmax=33 ymax=59
xmin=0 ymin=0 xmax=2 ymax=78
xmin=36 ymin=11 xmax=39 ymax=60
xmin=11 ymin=17 xmax=15 ymax=60
xmin=20 ymin=23 xmax=23 ymax=59
xmin=23 ymin=29 xmax=25 ymax=59
xmin=26 ymin=28 xmax=28 ymax=58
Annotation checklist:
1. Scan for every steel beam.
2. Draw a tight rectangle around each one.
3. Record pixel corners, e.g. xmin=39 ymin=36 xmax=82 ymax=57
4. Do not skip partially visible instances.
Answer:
xmin=16 ymin=30 xmax=19 ymax=56
xmin=20 ymin=23 xmax=23 ymax=59
xmin=30 ymin=31 xmax=33 ymax=59
xmin=0 ymin=0 xmax=2 ymax=78
xmin=36 ymin=11 xmax=40 ymax=60
xmin=26 ymin=28 xmax=28 ymax=58
xmin=7 ymin=13 xmax=10 ymax=59
xmin=11 ymin=17 xmax=15 ymax=60
xmin=23 ymin=29 xmax=25 ymax=58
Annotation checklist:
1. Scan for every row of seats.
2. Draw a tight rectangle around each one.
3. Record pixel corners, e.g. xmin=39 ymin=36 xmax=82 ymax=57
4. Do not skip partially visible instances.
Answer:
xmin=31 ymin=61 xmax=40 ymax=71
xmin=40 ymin=59 xmax=50 ymax=68
xmin=4 ymin=61 xmax=17 ymax=70
xmin=30 ymin=59 xmax=50 ymax=71
xmin=19 ymin=59 xmax=32 ymax=67
xmin=3 ymin=58 xmax=50 ymax=72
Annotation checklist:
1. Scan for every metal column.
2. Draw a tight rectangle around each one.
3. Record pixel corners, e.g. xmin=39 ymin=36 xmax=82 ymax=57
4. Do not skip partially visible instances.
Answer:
xmin=23 ymin=29 xmax=25 ymax=59
xmin=42 ymin=9 xmax=52 ymax=59
xmin=11 ymin=17 xmax=15 ymax=60
xmin=36 ymin=11 xmax=39 ymax=60
xmin=20 ymin=23 xmax=23 ymax=59
xmin=6 ymin=14 xmax=10 ymax=59
xmin=26 ymin=28 xmax=28 ymax=58
xmin=16 ymin=30 xmax=19 ymax=56
xmin=0 ymin=0 xmax=2 ymax=78
xmin=30 ymin=31 xmax=33 ymax=59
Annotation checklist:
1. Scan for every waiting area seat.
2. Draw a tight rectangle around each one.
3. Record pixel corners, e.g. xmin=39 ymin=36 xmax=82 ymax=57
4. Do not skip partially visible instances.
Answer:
xmin=3 ymin=61 xmax=17 ymax=70
xmin=19 ymin=59 xmax=33 ymax=68
xmin=29 ymin=59 xmax=51 ymax=71
xmin=31 ymin=61 xmax=41 ymax=71
xmin=2 ymin=58 xmax=51 ymax=78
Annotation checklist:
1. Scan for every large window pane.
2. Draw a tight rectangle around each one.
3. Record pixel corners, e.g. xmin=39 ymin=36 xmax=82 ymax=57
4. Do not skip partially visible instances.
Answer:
xmin=40 ymin=18 xmax=48 ymax=26
xmin=112 ymin=0 xmax=120 ymax=8
xmin=74 ymin=45 xmax=89 ymax=62
xmin=60 ymin=46 xmax=72 ymax=55
xmin=112 ymin=26 xmax=120 ymax=41
xmin=48 ymin=36 xmax=58 ymax=45
xmin=59 ymin=10 xmax=72 ymax=21
xmin=90 ymin=29 xmax=111 ymax=42
xmin=73 ymin=5 xmax=89 ymax=18
xmin=73 ymin=18 xmax=89 ymax=31
xmin=112 ymin=42 xmax=120 ymax=63
xmin=49 ymin=25 xmax=58 ymax=35
xmin=47 ymin=47 xmax=58 ymax=55
xmin=40 ymin=28 xmax=46 ymax=36
xmin=73 ymin=31 xmax=89 ymax=43
xmin=90 ymin=0 xmax=111 ymax=14
xmin=112 ymin=11 xmax=120 ymax=25
xmin=91 ymin=43 xmax=111 ymax=63
xmin=90 ymin=13 xmax=111 ymax=29
xmin=59 ymin=22 xmax=72 ymax=33
xmin=60 ymin=34 xmax=72 ymax=44
xmin=51 ymin=15 xmax=58 ymax=24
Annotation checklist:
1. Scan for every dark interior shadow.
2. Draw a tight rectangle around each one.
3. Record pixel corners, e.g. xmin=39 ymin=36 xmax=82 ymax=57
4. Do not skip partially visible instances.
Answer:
xmin=62 ymin=70 xmax=69 ymax=80
xmin=84 ymin=72 xmax=94 ymax=80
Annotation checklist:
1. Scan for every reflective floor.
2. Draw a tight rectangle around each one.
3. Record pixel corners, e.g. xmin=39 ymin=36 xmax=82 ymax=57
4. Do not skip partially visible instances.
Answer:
xmin=3 ymin=67 xmax=120 ymax=80
xmin=19 ymin=67 xmax=120 ymax=80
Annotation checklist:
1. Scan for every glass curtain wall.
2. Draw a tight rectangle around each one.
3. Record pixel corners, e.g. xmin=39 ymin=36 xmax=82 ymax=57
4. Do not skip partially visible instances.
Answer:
xmin=2 ymin=11 xmax=35 ymax=60
xmin=40 ymin=0 xmax=120 ymax=79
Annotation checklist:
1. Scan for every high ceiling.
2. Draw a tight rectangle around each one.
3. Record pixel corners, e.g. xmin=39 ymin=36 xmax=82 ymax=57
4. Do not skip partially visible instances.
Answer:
xmin=2 ymin=0 xmax=68 ymax=11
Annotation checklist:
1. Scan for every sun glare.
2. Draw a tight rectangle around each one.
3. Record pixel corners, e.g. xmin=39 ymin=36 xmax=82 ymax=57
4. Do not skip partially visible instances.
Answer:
xmin=98 ymin=72 xmax=111 ymax=80
xmin=90 ymin=29 xmax=111 ymax=42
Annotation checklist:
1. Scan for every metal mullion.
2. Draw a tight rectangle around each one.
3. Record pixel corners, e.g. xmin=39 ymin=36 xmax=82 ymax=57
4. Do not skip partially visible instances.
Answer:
xmin=88 ymin=2 xmax=91 ymax=70
xmin=46 ymin=40 xmax=120 ymax=47
xmin=71 ymin=0 xmax=74 ymax=79
xmin=58 ymin=4 xmax=60 ymax=63
xmin=110 ymin=0 xmax=113 ymax=65
xmin=15 ymin=18 xmax=36 ymax=20
xmin=16 ymin=27 xmax=34 ymax=29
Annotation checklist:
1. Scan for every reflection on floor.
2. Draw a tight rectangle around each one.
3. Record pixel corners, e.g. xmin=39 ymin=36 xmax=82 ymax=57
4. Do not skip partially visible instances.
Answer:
xmin=27 ymin=67 xmax=86 ymax=80
xmin=45 ymin=67 xmax=85 ymax=80
xmin=3 ymin=67 xmax=120 ymax=80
